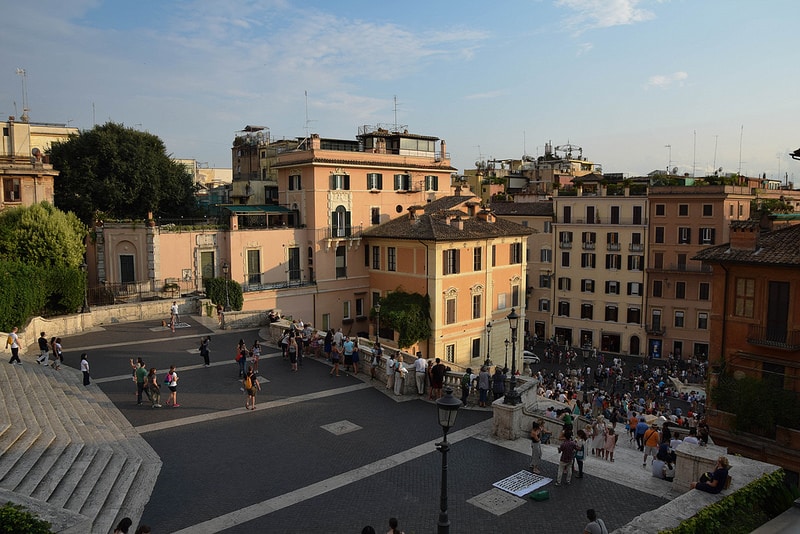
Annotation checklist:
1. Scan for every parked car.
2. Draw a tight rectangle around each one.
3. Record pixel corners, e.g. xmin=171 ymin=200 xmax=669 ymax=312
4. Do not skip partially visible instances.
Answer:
xmin=522 ymin=350 xmax=540 ymax=364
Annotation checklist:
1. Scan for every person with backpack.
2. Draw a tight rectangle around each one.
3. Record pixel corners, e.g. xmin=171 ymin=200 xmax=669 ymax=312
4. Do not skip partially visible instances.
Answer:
xmin=165 ymin=365 xmax=180 ymax=407
xmin=460 ymin=368 xmax=474 ymax=405
xmin=199 ymin=336 xmax=211 ymax=367
xmin=555 ymin=428 xmax=577 ymax=486
xmin=244 ymin=365 xmax=260 ymax=410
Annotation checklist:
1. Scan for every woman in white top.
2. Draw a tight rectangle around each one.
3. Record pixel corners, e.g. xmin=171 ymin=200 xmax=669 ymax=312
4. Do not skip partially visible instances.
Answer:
xmin=166 ymin=365 xmax=180 ymax=407
xmin=80 ymin=353 xmax=90 ymax=385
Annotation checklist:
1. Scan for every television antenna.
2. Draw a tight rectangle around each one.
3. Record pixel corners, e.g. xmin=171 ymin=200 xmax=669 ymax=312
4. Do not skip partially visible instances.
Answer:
xmin=16 ymin=68 xmax=29 ymax=122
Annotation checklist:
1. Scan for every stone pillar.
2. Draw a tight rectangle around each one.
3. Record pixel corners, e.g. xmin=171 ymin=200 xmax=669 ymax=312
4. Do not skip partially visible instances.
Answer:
xmin=492 ymin=402 xmax=524 ymax=440
xmin=672 ymin=442 xmax=724 ymax=494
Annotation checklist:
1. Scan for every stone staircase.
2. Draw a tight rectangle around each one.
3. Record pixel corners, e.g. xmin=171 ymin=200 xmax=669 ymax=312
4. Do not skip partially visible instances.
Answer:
xmin=0 ymin=362 xmax=161 ymax=533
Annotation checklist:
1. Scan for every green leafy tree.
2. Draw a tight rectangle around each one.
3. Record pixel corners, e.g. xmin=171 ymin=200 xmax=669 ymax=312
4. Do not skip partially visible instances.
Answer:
xmin=0 ymin=503 xmax=52 ymax=533
xmin=205 ymin=277 xmax=243 ymax=311
xmin=376 ymin=290 xmax=431 ymax=349
xmin=49 ymin=122 xmax=200 ymax=224
xmin=0 ymin=202 xmax=86 ymax=268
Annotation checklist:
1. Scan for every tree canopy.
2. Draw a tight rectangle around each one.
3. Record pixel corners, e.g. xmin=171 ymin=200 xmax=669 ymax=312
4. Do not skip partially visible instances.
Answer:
xmin=49 ymin=122 xmax=200 ymax=224
xmin=376 ymin=290 xmax=431 ymax=349
xmin=0 ymin=202 xmax=86 ymax=268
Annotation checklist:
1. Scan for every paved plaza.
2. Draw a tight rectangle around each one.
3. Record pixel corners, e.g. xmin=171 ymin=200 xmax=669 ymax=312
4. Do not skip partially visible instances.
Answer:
xmin=47 ymin=316 xmax=682 ymax=533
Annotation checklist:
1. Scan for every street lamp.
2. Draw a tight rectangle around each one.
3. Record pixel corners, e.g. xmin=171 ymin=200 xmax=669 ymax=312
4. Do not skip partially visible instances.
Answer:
xmin=221 ymin=261 xmax=230 ymax=311
xmin=504 ymin=339 xmax=510 ymax=370
xmin=484 ymin=321 xmax=493 ymax=366
xmin=435 ymin=386 xmax=461 ymax=534
xmin=375 ymin=302 xmax=381 ymax=343
xmin=80 ymin=262 xmax=90 ymax=313
xmin=503 ymin=308 xmax=521 ymax=405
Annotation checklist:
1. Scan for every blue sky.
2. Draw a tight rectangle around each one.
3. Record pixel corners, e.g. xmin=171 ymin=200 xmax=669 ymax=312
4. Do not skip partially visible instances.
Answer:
xmin=2 ymin=0 xmax=798 ymax=180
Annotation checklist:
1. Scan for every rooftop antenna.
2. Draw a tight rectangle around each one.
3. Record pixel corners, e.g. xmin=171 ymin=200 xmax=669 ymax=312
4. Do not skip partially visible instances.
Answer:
xmin=692 ymin=130 xmax=696 ymax=178
xmin=16 ymin=68 xmax=29 ymax=122
xmin=393 ymin=95 xmax=402 ymax=133
xmin=665 ymin=144 xmax=672 ymax=175
xmin=712 ymin=135 xmax=718 ymax=173
xmin=738 ymin=125 xmax=744 ymax=175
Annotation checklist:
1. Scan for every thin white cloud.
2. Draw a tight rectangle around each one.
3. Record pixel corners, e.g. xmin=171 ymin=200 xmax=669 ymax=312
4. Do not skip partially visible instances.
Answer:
xmin=576 ymin=42 xmax=594 ymax=56
xmin=556 ymin=0 xmax=655 ymax=32
xmin=647 ymin=71 xmax=688 ymax=88
xmin=464 ymin=90 xmax=506 ymax=100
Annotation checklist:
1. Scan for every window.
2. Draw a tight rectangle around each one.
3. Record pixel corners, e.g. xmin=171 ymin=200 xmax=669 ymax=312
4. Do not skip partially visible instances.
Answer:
xmin=512 ymin=285 xmax=520 ymax=307
xmin=702 ymin=204 xmax=713 ymax=217
xmin=471 ymin=338 xmax=481 ymax=360
xmin=699 ymin=282 xmax=710 ymax=300
xmin=322 ymin=313 xmax=330 ymax=332
xmin=698 ymin=312 xmax=708 ymax=330
xmin=331 ymin=173 xmax=350 ymax=190
xmin=610 ymin=206 xmax=620 ymax=224
xmin=474 ymin=247 xmax=482 ymax=270
xmin=739 ymin=204 xmax=743 ymax=216
xmin=335 ymin=245 xmax=347 ymax=278
xmin=563 ymin=205 xmax=572 ymax=224
xmin=2 ymin=178 xmax=21 ymax=203
xmin=288 ymin=247 xmax=301 ymax=281
xmin=424 ymin=175 xmax=439 ymax=191
xmin=492 ymin=245 xmax=496 ymax=267
xmin=371 ymin=207 xmax=380 ymax=225
xmin=654 ymin=227 xmax=665 ymax=244
xmin=674 ymin=310 xmax=685 ymax=328
xmin=356 ymin=298 xmax=365 ymax=318
xmin=606 ymin=232 xmax=620 ymax=250
xmin=558 ymin=301 xmax=570 ymax=317
xmin=561 ymin=251 xmax=570 ymax=267
xmin=543 ymin=220 xmax=552 ymax=233
xmin=678 ymin=227 xmax=691 ymax=244
xmin=510 ymin=243 xmax=523 ymax=264
xmin=581 ymin=279 xmax=594 ymax=293
xmin=247 ymin=249 xmax=261 ymax=285
xmin=700 ymin=228 xmax=715 ymax=244
xmin=627 ymin=255 xmax=644 ymax=271
xmin=651 ymin=309 xmax=662 ymax=330
xmin=734 ymin=278 xmax=755 ymax=317
xmin=445 ymin=297 xmax=457 ymax=324
xmin=445 ymin=344 xmax=456 ymax=363
xmin=655 ymin=204 xmax=665 ymax=216
xmin=343 ymin=300 xmax=351 ymax=319
xmin=558 ymin=277 xmax=571 ymax=291
xmin=677 ymin=254 xmax=687 ymax=270
xmin=538 ymin=299 xmax=550 ymax=312
xmin=627 ymin=282 xmax=641 ymax=296
xmin=633 ymin=205 xmax=643 ymax=225
xmin=444 ymin=249 xmax=460 ymax=275
xmin=627 ymin=307 xmax=641 ymax=324
xmin=331 ymin=206 xmax=352 ymax=237
xmin=586 ymin=206 xmax=596 ymax=224
xmin=393 ymin=173 xmax=411 ymax=191
xmin=559 ymin=231 xmax=573 ymax=247
xmin=605 ymin=254 xmax=621 ymax=270
xmin=653 ymin=252 xmax=664 ymax=269
xmin=387 ymin=247 xmax=396 ymax=271
xmin=582 ymin=231 xmax=596 ymax=247
xmin=605 ymin=305 xmax=618 ymax=322
xmin=288 ymin=174 xmax=302 ymax=190
xmin=652 ymin=280 xmax=663 ymax=297
xmin=539 ymin=273 xmax=552 ymax=288
xmin=372 ymin=246 xmax=380 ymax=269
xmin=675 ymin=281 xmax=686 ymax=299
xmin=367 ymin=172 xmax=383 ymax=190
xmin=581 ymin=304 xmax=593 ymax=319
xmin=679 ymin=204 xmax=689 ymax=216
xmin=729 ymin=204 xmax=734 ymax=216
xmin=472 ymin=294 xmax=482 ymax=320
xmin=540 ymin=248 xmax=552 ymax=263
xmin=605 ymin=281 xmax=619 ymax=295
xmin=581 ymin=253 xmax=596 ymax=268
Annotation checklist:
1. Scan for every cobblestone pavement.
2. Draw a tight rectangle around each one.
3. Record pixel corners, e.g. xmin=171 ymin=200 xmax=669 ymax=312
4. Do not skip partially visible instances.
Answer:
xmin=64 ymin=318 xmax=670 ymax=533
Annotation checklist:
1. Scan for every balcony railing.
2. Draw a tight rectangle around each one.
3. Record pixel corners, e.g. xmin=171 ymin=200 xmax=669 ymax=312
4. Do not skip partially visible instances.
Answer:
xmin=559 ymin=241 xmax=573 ymax=249
xmin=629 ymin=243 xmax=645 ymax=252
xmin=746 ymin=324 xmax=800 ymax=351
xmin=607 ymin=243 xmax=621 ymax=251
xmin=324 ymin=224 xmax=364 ymax=240
xmin=646 ymin=324 xmax=666 ymax=336
xmin=582 ymin=242 xmax=596 ymax=250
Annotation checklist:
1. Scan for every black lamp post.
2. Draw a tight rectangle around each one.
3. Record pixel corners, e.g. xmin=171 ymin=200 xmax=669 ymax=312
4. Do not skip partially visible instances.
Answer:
xmin=484 ymin=321 xmax=492 ymax=366
xmin=503 ymin=308 xmax=521 ymax=405
xmin=80 ymin=262 xmax=90 ymax=313
xmin=436 ymin=386 xmax=461 ymax=534
xmin=222 ymin=261 xmax=230 ymax=311
xmin=504 ymin=338 xmax=510 ymax=370
xmin=375 ymin=302 xmax=381 ymax=342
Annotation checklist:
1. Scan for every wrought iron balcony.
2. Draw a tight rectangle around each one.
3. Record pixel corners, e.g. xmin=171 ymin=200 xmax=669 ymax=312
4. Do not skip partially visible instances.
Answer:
xmin=747 ymin=324 xmax=800 ymax=351
xmin=645 ymin=324 xmax=666 ymax=336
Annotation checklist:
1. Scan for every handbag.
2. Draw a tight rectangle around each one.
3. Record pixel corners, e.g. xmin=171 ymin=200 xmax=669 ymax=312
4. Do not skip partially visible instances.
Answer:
xmin=575 ymin=445 xmax=585 ymax=461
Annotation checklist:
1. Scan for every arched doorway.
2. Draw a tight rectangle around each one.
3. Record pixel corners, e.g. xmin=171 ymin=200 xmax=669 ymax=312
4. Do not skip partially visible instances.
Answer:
xmin=629 ymin=336 xmax=640 ymax=356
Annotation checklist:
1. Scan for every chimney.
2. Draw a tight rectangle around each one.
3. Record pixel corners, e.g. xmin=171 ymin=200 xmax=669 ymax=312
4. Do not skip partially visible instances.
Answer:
xmin=476 ymin=209 xmax=495 ymax=223
xmin=466 ymin=202 xmax=478 ymax=217
xmin=310 ymin=134 xmax=321 ymax=149
xmin=408 ymin=206 xmax=420 ymax=221
xmin=451 ymin=216 xmax=464 ymax=230
xmin=728 ymin=221 xmax=759 ymax=250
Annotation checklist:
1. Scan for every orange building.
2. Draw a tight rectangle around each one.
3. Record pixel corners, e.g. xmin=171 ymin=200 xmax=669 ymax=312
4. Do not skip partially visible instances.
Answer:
xmin=695 ymin=219 xmax=800 ymax=475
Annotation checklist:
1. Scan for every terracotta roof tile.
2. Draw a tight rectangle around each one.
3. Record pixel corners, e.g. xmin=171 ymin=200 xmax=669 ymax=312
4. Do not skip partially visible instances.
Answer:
xmin=693 ymin=223 xmax=800 ymax=266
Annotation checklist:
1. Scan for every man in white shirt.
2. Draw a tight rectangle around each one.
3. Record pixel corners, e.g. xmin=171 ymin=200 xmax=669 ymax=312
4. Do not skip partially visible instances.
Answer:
xmin=413 ymin=356 xmax=427 ymax=395
xmin=6 ymin=327 xmax=21 ymax=365
xmin=683 ymin=428 xmax=700 ymax=445
xmin=583 ymin=508 xmax=608 ymax=534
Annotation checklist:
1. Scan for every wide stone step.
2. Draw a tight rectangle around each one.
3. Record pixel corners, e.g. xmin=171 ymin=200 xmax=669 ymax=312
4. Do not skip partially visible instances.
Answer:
xmin=0 ymin=366 xmax=47 ymax=484
xmin=46 ymin=446 xmax=112 ymax=510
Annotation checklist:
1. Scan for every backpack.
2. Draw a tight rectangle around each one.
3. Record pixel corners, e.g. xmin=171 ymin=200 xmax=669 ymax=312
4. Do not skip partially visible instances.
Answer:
xmin=461 ymin=373 xmax=471 ymax=389
xmin=164 ymin=372 xmax=172 ymax=384
xmin=244 ymin=375 xmax=252 ymax=389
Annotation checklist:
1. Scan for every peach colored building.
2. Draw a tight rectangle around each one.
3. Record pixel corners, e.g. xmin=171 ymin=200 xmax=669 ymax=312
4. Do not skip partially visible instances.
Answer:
xmin=363 ymin=195 xmax=531 ymax=366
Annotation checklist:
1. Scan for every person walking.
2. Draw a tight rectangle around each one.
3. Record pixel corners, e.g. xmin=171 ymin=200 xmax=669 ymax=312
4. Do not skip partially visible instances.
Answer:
xmin=343 ymin=336 xmax=355 ymax=373
xmin=244 ymin=365 xmax=261 ymax=410
xmin=80 ymin=353 xmax=90 ymax=386
xmin=491 ymin=366 xmax=506 ymax=402
xmin=583 ymin=508 xmax=609 ymax=534
xmin=131 ymin=358 xmax=149 ymax=405
xmin=287 ymin=333 xmax=299 ymax=372
xmin=460 ymin=368 xmax=474 ymax=405
xmin=236 ymin=339 xmax=248 ymax=378
xmin=575 ymin=429 xmax=587 ymax=478
xmin=555 ymin=428 xmax=577 ymax=486
xmin=429 ymin=358 xmax=446 ymax=400
xmin=329 ymin=342 xmax=341 ymax=377
xmin=170 ymin=301 xmax=179 ymax=332
xmin=54 ymin=337 xmax=64 ymax=366
xmin=6 ymin=326 xmax=21 ymax=365
xmin=386 ymin=353 xmax=396 ymax=390
xmin=251 ymin=340 xmax=261 ymax=374
xmin=165 ymin=365 xmax=180 ymax=407
xmin=370 ymin=342 xmax=382 ymax=381
xmin=147 ymin=367 xmax=162 ymax=408
xmin=37 ymin=332 xmax=49 ymax=365
xmin=413 ymin=355 xmax=427 ymax=395
xmin=529 ymin=421 xmax=543 ymax=474
xmin=199 ymin=336 xmax=211 ymax=367
xmin=604 ymin=427 xmax=618 ymax=462
xmin=642 ymin=422 xmax=661 ymax=468
xmin=477 ymin=366 xmax=491 ymax=407
xmin=393 ymin=355 xmax=407 ymax=395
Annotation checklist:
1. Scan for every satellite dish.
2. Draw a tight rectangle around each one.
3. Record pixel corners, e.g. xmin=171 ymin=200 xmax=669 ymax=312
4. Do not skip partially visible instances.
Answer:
xmin=672 ymin=167 xmax=678 ymax=175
